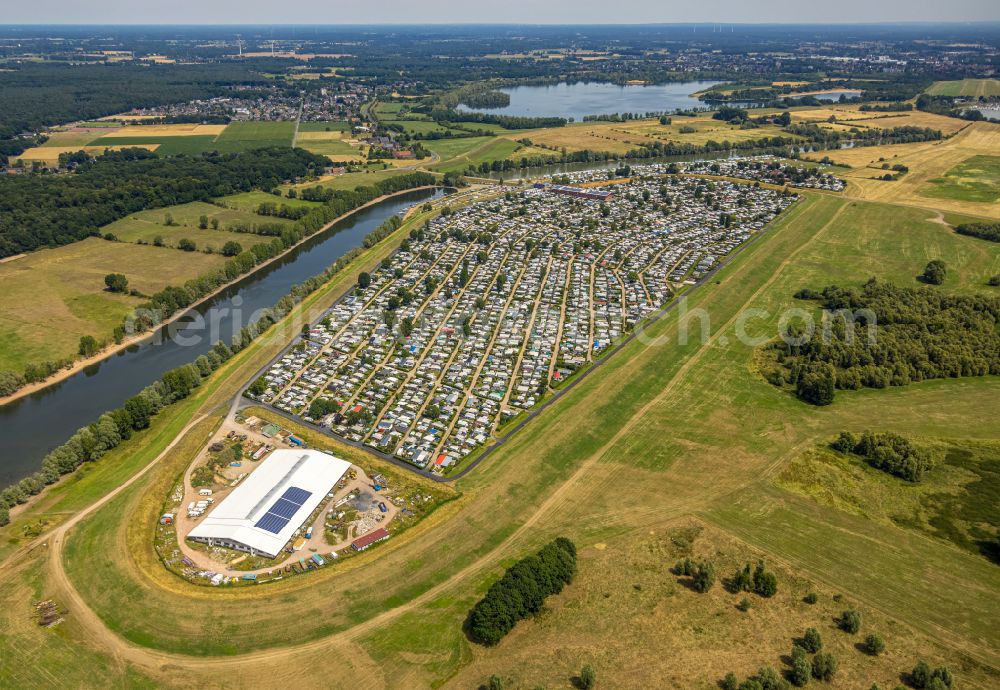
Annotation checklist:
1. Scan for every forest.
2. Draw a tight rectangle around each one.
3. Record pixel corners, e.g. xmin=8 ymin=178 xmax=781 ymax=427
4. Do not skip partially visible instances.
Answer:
xmin=763 ymin=279 xmax=1000 ymax=405
xmin=0 ymin=61 xmax=264 ymax=139
xmin=0 ymin=147 xmax=328 ymax=258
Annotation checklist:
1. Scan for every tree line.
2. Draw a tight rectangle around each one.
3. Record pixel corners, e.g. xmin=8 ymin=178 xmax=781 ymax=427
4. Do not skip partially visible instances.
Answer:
xmin=0 ymin=147 xmax=328 ymax=258
xmin=954 ymin=222 xmax=1000 ymax=243
xmin=763 ymin=279 xmax=1000 ymax=405
xmin=468 ymin=537 xmax=577 ymax=646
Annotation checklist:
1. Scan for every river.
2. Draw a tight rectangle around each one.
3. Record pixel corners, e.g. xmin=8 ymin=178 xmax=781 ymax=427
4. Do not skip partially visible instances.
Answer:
xmin=0 ymin=188 xmax=443 ymax=488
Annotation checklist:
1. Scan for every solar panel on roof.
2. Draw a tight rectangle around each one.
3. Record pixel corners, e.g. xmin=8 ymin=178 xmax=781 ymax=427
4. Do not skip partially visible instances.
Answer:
xmin=282 ymin=486 xmax=312 ymax=504
xmin=255 ymin=513 xmax=290 ymax=534
xmin=269 ymin=498 xmax=300 ymax=519
xmin=252 ymin=486 xmax=314 ymax=534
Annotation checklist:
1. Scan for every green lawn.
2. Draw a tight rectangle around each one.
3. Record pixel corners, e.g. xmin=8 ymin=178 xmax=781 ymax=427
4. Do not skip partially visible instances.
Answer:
xmin=922 ymin=155 xmax=1000 ymax=203
xmin=103 ymin=202 xmax=272 ymax=251
xmin=926 ymin=79 xmax=1000 ymax=97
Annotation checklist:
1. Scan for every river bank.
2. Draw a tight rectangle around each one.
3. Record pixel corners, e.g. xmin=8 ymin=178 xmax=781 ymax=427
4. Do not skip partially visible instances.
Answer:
xmin=0 ymin=185 xmax=440 ymax=409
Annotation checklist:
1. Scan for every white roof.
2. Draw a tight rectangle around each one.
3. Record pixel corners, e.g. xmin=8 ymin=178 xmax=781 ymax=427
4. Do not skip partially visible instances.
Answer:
xmin=188 ymin=449 xmax=351 ymax=557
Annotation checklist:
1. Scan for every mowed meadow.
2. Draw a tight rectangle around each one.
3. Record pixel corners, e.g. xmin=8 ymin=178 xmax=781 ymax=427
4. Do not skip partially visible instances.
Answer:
xmin=18 ymin=187 xmax=995 ymax=688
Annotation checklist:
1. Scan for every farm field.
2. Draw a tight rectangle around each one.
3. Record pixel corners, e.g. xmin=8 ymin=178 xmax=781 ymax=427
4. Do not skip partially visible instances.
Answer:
xmin=297 ymin=120 xmax=351 ymax=132
xmin=97 ymin=124 xmax=227 ymax=138
xmin=0 ymin=238 xmax=226 ymax=371
xmin=86 ymin=134 xmax=220 ymax=156
xmin=926 ymin=78 xmax=1000 ymax=97
xmin=211 ymin=121 xmax=296 ymax=153
xmin=20 ymin=188 xmax=994 ymax=689
xmin=295 ymin=130 xmax=364 ymax=159
xmin=13 ymin=144 xmax=159 ymax=164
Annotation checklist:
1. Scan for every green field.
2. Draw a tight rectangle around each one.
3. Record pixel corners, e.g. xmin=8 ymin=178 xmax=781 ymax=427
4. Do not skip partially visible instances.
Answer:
xmin=297 ymin=120 xmax=351 ymax=132
xmin=102 ymin=202 xmax=277 ymax=251
xmin=922 ymin=155 xmax=1000 ymax=203
xmin=215 ymin=190 xmax=321 ymax=213
xmin=926 ymin=79 xmax=1000 ymax=97
xmin=0 ymin=238 xmax=227 ymax=371
xmin=427 ymin=136 xmax=524 ymax=172
xmin=212 ymin=121 xmax=296 ymax=153
xmin=88 ymin=134 xmax=220 ymax=156
xmin=4 ymin=180 xmax=1000 ymax=688
xmin=53 ymin=193 xmax=1000 ymax=669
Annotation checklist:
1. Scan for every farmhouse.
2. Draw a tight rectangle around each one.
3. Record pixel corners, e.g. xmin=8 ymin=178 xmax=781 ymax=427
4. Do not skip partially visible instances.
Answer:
xmin=187 ymin=449 xmax=351 ymax=558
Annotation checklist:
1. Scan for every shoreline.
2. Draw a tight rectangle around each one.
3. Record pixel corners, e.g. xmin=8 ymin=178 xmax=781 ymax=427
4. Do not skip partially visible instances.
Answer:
xmin=0 ymin=185 xmax=439 ymax=409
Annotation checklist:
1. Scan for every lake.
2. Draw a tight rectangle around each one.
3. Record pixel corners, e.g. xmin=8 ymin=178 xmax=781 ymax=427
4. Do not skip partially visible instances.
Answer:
xmin=457 ymin=81 xmax=721 ymax=121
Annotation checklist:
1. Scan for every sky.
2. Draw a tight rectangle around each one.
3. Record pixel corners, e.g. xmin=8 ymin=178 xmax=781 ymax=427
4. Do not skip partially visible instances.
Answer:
xmin=5 ymin=0 xmax=1000 ymax=25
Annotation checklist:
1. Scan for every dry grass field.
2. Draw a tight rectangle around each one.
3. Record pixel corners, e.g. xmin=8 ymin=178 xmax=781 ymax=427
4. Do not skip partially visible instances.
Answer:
xmin=0 ymin=238 xmax=226 ymax=370
xmin=14 ymin=144 xmax=159 ymax=164
xmin=806 ymin=121 xmax=1000 ymax=217
xmin=98 ymin=124 xmax=227 ymax=138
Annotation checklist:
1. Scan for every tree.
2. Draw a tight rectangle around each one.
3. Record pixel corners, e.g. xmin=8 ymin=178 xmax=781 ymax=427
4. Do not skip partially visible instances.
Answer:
xmin=78 ymin=335 xmax=100 ymax=357
xmin=579 ymin=664 xmax=596 ymax=690
xmin=358 ymin=271 xmax=372 ymax=289
xmin=198 ymin=214 xmax=209 ymax=229
xmin=802 ymin=627 xmax=822 ymax=653
xmin=796 ymin=363 xmax=835 ymax=406
xmin=921 ymin=259 xmax=946 ymax=285
xmin=0 ymin=370 xmax=26 ymax=396
xmin=692 ymin=561 xmax=716 ymax=593
xmin=811 ymin=653 xmax=836 ymax=682
xmin=864 ymin=633 xmax=885 ymax=656
xmin=164 ymin=212 xmax=176 ymax=226
xmin=790 ymin=646 xmax=812 ymax=687
xmin=752 ymin=561 xmax=778 ymax=597
xmin=222 ymin=241 xmax=242 ymax=257
xmin=487 ymin=675 xmax=504 ymax=690
xmin=104 ymin=273 xmax=128 ymax=293
xmin=839 ymin=609 xmax=862 ymax=634
xmin=211 ymin=218 xmax=220 ymax=230
xmin=178 ymin=238 xmax=196 ymax=252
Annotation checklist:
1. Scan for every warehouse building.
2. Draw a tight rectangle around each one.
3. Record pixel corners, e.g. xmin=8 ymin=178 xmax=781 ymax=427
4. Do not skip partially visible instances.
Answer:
xmin=187 ymin=449 xmax=351 ymax=558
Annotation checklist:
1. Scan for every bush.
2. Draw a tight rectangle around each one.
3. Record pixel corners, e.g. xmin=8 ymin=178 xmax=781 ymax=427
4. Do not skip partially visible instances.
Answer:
xmin=78 ymin=335 xmax=100 ymax=357
xmin=910 ymin=662 xmax=953 ymax=689
xmin=803 ymin=592 xmax=818 ymax=605
xmin=790 ymin=646 xmax=812 ymax=687
xmin=692 ymin=561 xmax=716 ymax=593
xmin=989 ymin=275 xmax=1000 ymax=286
xmin=178 ymin=238 xmax=197 ymax=252
xmin=839 ymin=609 xmax=862 ymax=634
xmin=722 ymin=672 xmax=739 ymax=690
xmin=811 ymin=652 xmax=836 ymax=681
xmin=579 ymin=664 xmax=596 ymax=690
xmin=104 ymin=272 xmax=128 ymax=293
xmin=921 ymin=259 xmax=946 ymax=285
xmin=802 ymin=627 xmax=822 ymax=653
xmin=864 ymin=633 xmax=885 ymax=656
